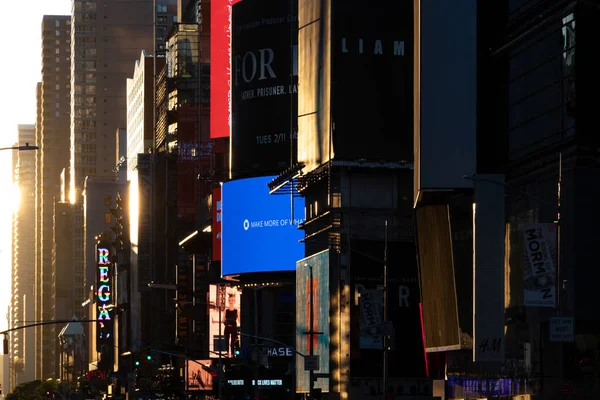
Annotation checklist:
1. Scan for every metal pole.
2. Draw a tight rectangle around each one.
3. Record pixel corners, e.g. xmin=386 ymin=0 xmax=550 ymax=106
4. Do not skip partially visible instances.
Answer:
xmin=218 ymin=284 xmax=223 ymax=400
xmin=309 ymin=265 xmax=314 ymax=399
xmin=254 ymin=288 xmax=260 ymax=399
xmin=382 ymin=220 xmax=388 ymax=400
xmin=557 ymin=153 xmax=564 ymax=388
xmin=192 ymin=254 xmax=196 ymax=336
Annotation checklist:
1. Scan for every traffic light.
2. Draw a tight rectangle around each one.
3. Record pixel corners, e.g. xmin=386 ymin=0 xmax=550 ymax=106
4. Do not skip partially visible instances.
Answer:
xmin=146 ymin=354 xmax=152 ymax=361
xmin=234 ymin=349 xmax=240 ymax=357
xmin=3 ymin=335 xmax=8 ymax=355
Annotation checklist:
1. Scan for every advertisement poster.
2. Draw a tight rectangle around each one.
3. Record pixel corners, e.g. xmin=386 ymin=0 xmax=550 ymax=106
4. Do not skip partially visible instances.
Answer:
xmin=187 ymin=360 xmax=214 ymax=391
xmin=331 ymin=0 xmax=413 ymax=164
xmin=221 ymin=176 xmax=304 ymax=275
xmin=296 ymin=250 xmax=330 ymax=393
xmin=210 ymin=0 xmax=243 ymax=138
xmin=231 ymin=0 xmax=298 ymax=177
xmin=209 ymin=284 xmax=242 ymax=358
xmin=523 ymin=223 xmax=557 ymax=307
xmin=359 ymin=289 xmax=384 ymax=349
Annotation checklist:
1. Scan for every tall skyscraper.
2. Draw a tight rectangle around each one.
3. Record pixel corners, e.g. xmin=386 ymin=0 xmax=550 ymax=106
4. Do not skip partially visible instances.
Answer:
xmin=70 ymin=0 xmax=155 ymax=203
xmin=69 ymin=8 xmax=156 ymax=359
xmin=11 ymin=125 xmax=37 ymax=386
xmin=156 ymin=1 xmax=178 ymax=57
xmin=33 ymin=83 xmax=42 ymax=383
xmin=126 ymin=51 xmax=160 ymax=352
xmin=36 ymin=15 xmax=73 ymax=380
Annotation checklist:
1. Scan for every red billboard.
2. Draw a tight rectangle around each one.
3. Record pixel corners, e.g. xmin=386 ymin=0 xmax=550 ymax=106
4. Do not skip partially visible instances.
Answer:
xmin=210 ymin=0 xmax=242 ymax=138
xmin=212 ymin=187 xmax=222 ymax=261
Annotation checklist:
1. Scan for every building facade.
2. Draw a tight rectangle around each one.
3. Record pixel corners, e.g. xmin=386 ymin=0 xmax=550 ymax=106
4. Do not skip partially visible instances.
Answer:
xmin=53 ymin=200 xmax=75 ymax=379
xmin=37 ymin=15 xmax=73 ymax=379
xmin=10 ymin=125 xmax=37 ymax=387
xmin=125 ymin=51 xmax=158 ymax=357
xmin=126 ymin=51 xmax=154 ymax=181
xmin=70 ymin=0 xmax=154 ymax=203
xmin=82 ymin=179 xmax=127 ymax=370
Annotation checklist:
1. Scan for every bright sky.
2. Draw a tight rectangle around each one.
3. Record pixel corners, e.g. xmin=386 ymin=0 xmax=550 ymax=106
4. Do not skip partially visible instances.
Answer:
xmin=0 ymin=0 xmax=71 ymax=330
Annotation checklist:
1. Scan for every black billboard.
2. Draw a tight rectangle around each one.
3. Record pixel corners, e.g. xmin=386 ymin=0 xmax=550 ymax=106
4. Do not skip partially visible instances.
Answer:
xmin=231 ymin=0 xmax=298 ymax=179
xmin=350 ymin=240 xmax=427 ymax=379
xmin=332 ymin=0 xmax=413 ymax=163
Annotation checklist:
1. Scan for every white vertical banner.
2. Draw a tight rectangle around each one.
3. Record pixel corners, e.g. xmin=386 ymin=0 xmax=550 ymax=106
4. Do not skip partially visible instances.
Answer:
xmin=523 ymin=223 xmax=557 ymax=307
xmin=473 ymin=174 xmax=506 ymax=362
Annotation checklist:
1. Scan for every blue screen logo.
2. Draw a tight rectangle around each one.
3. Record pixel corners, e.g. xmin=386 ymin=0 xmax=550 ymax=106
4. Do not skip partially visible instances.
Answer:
xmin=222 ymin=176 xmax=305 ymax=275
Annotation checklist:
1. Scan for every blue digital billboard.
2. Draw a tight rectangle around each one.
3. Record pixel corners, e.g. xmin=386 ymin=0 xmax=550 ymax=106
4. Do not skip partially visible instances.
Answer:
xmin=221 ymin=176 xmax=305 ymax=275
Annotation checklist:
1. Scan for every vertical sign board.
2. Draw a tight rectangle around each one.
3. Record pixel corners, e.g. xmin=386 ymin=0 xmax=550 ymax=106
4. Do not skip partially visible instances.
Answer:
xmin=210 ymin=0 xmax=243 ymax=138
xmin=549 ymin=317 xmax=574 ymax=342
xmin=296 ymin=250 xmax=330 ymax=393
xmin=473 ymin=175 xmax=505 ymax=362
xmin=212 ymin=188 xmax=222 ymax=261
xmin=523 ymin=223 xmax=557 ymax=307
xmin=137 ymin=153 xmax=152 ymax=290
xmin=194 ymin=257 xmax=209 ymax=344
xmin=96 ymin=243 xmax=114 ymax=352
xmin=177 ymin=251 xmax=192 ymax=345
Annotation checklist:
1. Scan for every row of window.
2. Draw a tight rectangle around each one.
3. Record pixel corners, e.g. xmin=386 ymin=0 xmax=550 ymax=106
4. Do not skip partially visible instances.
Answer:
xmin=157 ymin=15 xmax=178 ymax=23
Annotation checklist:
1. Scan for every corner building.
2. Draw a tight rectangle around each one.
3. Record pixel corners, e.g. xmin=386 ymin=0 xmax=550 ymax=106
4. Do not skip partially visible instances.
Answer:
xmin=269 ymin=1 xmax=432 ymax=399
xmin=412 ymin=1 xmax=600 ymax=399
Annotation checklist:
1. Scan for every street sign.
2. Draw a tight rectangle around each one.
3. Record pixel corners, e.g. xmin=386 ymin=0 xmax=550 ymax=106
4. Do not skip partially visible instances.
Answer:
xmin=550 ymin=317 xmax=574 ymax=342
xmin=304 ymin=355 xmax=320 ymax=371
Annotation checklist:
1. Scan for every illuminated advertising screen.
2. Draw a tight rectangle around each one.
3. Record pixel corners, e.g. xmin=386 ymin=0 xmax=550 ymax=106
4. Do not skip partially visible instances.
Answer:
xmin=230 ymin=0 xmax=298 ymax=178
xmin=296 ymin=250 xmax=330 ymax=393
xmin=96 ymin=242 xmax=113 ymax=352
xmin=331 ymin=0 xmax=413 ymax=162
xmin=221 ymin=176 xmax=304 ymax=275
xmin=209 ymin=284 xmax=242 ymax=358
xmin=210 ymin=0 xmax=243 ymax=138
xmin=187 ymin=360 xmax=214 ymax=391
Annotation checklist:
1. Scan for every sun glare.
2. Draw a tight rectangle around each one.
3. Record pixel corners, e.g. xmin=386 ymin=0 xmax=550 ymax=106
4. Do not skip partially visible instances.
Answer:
xmin=10 ymin=182 xmax=20 ymax=213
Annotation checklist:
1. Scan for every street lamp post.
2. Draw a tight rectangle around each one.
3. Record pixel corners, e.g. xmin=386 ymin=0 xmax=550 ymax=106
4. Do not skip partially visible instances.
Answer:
xmin=0 ymin=143 xmax=39 ymax=151
xmin=382 ymin=220 xmax=389 ymax=400
xmin=309 ymin=264 xmax=315 ymax=399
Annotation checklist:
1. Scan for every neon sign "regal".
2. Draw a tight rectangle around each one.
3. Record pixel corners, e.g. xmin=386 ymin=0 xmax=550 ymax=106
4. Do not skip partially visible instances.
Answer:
xmin=97 ymin=248 xmax=111 ymax=320
xmin=96 ymin=245 xmax=113 ymax=350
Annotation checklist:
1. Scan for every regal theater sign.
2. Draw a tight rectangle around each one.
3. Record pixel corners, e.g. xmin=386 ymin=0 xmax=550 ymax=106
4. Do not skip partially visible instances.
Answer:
xmin=96 ymin=243 xmax=113 ymax=351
